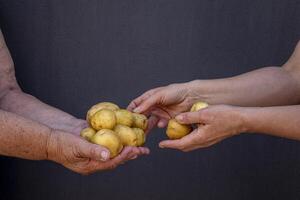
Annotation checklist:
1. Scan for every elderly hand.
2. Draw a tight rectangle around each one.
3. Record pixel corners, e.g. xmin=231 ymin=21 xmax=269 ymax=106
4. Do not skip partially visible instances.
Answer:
xmin=47 ymin=130 xmax=150 ymax=175
xmin=159 ymin=105 xmax=246 ymax=152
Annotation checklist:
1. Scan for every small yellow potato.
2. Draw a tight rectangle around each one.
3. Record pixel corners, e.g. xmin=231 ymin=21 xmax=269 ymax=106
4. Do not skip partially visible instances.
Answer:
xmin=166 ymin=119 xmax=192 ymax=140
xmin=80 ymin=127 xmax=96 ymax=141
xmin=86 ymin=102 xmax=119 ymax=124
xmin=132 ymin=113 xmax=148 ymax=130
xmin=91 ymin=129 xmax=123 ymax=158
xmin=90 ymin=109 xmax=117 ymax=130
xmin=114 ymin=124 xmax=138 ymax=146
xmin=132 ymin=128 xmax=146 ymax=146
xmin=115 ymin=109 xmax=134 ymax=127
xmin=190 ymin=101 xmax=209 ymax=112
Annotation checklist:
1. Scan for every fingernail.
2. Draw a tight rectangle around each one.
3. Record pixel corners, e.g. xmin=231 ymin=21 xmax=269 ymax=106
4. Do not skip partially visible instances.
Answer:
xmin=130 ymin=155 xmax=138 ymax=160
xmin=100 ymin=151 xmax=109 ymax=161
xmin=133 ymin=107 xmax=141 ymax=113
xmin=158 ymin=121 xmax=164 ymax=127
xmin=175 ymin=115 xmax=183 ymax=122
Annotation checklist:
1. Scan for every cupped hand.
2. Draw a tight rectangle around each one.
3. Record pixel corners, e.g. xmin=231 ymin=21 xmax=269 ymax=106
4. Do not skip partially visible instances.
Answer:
xmin=159 ymin=105 xmax=247 ymax=152
xmin=128 ymin=82 xmax=200 ymax=130
xmin=47 ymin=130 xmax=150 ymax=175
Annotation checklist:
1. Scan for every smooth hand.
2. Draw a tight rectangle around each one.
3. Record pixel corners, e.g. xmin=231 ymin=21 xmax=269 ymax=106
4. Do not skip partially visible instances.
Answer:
xmin=128 ymin=82 xmax=200 ymax=130
xmin=47 ymin=130 xmax=150 ymax=175
xmin=159 ymin=105 xmax=246 ymax=152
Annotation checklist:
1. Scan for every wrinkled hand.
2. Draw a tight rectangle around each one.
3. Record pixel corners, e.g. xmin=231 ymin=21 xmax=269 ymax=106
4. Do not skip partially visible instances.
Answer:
xmin=128 ymin=82 xmax=200 ymax=131
xmin=159 ymin=105 xmax=246 ymax=152
xmin=47 ymin=130 xmax=150 ymax=175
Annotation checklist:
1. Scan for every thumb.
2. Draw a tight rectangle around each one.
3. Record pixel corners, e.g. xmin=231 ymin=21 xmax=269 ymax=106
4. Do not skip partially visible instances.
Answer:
xmin=175 ymin=111 xmax=207 ymax=125
xmin=79 ymin=141 xmax=110 ymax=162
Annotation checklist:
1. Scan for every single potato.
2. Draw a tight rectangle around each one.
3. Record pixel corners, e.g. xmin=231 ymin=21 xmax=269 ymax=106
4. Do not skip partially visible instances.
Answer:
xmin=190 ymin=101 xmax=209 ymax=112
xmin=115 ymin=109 xmax=134 ymax=127
xmin=90 ymin=109 xmax=117 ymax=130
xmin=91 ymin=129 xmax=123 ymax=158
xmin=80 ymin=127 xmax=96 ymax=141
xmin=132 ymin=113 xmax=148 ymax=130
xmin=114 ymin=124 xmax=138 ymax=146
xmin=86 ymin=102 xmax=119 ymax=124
xmin=166 ymin=119 xmax=192 ymax=140
xmin=132 ymin=128 xmax=146 ymax=146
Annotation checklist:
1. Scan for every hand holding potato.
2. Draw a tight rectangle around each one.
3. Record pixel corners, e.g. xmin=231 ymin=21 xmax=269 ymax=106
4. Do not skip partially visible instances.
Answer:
xmin=127 ymin=82 xmax=200 ymax=130
xmin=81 ymin=102 xmax=149 ymax=159
xmin=160 ymin=105 xmax=245 ymax=152
xmin=47 ymin=130 xmax=149 ymax=175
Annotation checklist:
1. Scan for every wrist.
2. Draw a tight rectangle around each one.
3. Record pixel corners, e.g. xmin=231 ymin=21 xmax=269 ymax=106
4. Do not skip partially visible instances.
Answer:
xmin=46 ymin=129 xmax=60 ymax=162
xmin=186 ymin=80 xmax=212 ymax=103
xmin=238 ymin=107 xmax=259 ymax=133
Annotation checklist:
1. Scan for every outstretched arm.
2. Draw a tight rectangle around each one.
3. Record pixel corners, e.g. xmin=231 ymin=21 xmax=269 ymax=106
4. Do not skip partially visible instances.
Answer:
xmin=190 ymin=41 xmax=300 ymax=106
xmin=129 ymin=41 xmax=300 ymax=128
xmin=0 ymin=108 xmax=148 ymax=174
xmin=0 ymin=30 xmax=149 ymax=173
xmin=0 ymin=30 xmax=86 ymax=134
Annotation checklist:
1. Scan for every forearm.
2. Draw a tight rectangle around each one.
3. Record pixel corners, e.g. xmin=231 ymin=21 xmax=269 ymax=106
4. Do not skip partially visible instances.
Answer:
xmin=0 ymin=109 xmax=51 ymax=160
xmin=190 ymin=41 xmax=300 ymax=107
xmin=0 ymin=89 xmax=86 ymax=134
xmin=190 ymin=66 xmax=300 ymax=106
xmin=242 ymin=105 xmax=300 ymax=141
xmin=0 ymin=30 xmax=85 ymax=134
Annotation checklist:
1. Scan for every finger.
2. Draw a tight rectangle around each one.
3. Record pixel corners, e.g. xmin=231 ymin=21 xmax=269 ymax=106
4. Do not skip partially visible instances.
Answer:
xmin=159 ymin=129 xmax=205 ymax=151
xmin=175 ymin=110 xmax=208 ymax=125
xmin=127 ymin=147 xmax=150 ymax=160
xmin=145 ymin=115 xmax=159 ymax=134
xmin=157 ymin=118 xmax=168 ymax=128
xmin=151 ymin=108 xmax=171 ymax=120
xmin=97 ymin=147 xmax=134 ymax=170
xmin=78 ymin=140 xmax=110 ymax=162
xmin=138 ymin=147 xmax=150 ymax=155
xmin=127 ymin=88 xmax=162 ymax=111
xmin=133 ymin=91 xmax=164 ymax=114
xmin=130 ymin=155 xmax=138 ymax=160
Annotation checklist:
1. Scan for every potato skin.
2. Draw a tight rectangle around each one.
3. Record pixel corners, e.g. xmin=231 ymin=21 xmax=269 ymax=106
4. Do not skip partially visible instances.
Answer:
xmin=91 ymin=129 xmax=123 ymax=158
xmin=80 ymin=127 xmax=96 ymax=141
xmin=166 ymin=119 xmax=192 ymax=140
xmin=90 ymin=109 xmax=117 ymax=130
xmin=132 ymin=113 xmax=148 ymax=130
xmin=86 ymin=102 xmax=119 ymax=124
xmin=132 ymin=128 xmax=146 ymax=146
xmin=115 ymin=109 xmax=134 ymax=127
xmin=190 ymin=101 xmax=208 ymax=112
xmin=114 ymin=125 xmax=138 ymax=146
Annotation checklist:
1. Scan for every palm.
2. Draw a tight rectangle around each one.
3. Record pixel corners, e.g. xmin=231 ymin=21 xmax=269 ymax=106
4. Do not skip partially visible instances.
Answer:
xmin=49 ymin=131 xmax=149 ymax=175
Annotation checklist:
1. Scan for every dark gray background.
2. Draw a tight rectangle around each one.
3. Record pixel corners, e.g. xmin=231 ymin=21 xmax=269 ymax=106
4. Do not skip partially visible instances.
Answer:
xmin=0 ymin=0 xmax=300 ymax=200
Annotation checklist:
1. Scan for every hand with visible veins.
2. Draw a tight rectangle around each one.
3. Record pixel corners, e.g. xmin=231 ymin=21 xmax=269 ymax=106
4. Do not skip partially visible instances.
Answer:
xmin=128 ymin=41 xmax=300 ymax=151
xmin=48 ymin=130 xmax=150 ymax=175
xmin=128 ymin=82 xmax=200 ymax=131
xmin=158 ymin=105 xmax=245 ymax=151
xmin=0 ymin=30 xmax=150 ymax=174
xmin=159 ymin=104 xmax=300 ymax=152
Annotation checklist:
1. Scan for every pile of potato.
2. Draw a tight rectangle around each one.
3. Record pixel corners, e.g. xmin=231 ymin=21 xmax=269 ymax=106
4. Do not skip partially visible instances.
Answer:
xmin=80 ymin=102 xmax=148 ymax=158
xmin=80 ymin=101 xmax=208 ymax=158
